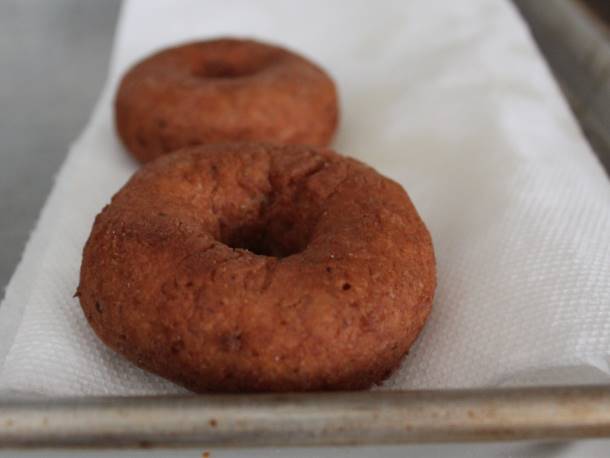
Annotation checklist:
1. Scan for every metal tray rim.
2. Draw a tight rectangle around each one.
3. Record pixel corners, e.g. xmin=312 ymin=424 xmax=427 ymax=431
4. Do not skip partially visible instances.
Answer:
xmin=1 ymin=385 xmax=609 ymax=448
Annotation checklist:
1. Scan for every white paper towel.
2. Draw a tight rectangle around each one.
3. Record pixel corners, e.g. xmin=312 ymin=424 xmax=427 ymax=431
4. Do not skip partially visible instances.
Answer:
xmin=0 ymin=0 xmax=609 ymax=397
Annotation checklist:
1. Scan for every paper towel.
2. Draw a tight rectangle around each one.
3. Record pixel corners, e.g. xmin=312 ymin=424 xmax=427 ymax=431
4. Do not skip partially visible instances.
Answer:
xmin=0 ymin=0 xmax=609 ymax=397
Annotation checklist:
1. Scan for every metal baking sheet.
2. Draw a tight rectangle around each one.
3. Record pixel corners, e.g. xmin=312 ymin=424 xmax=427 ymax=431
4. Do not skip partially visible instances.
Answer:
xmin=1 ymin=386 xmax=610 ymax=448
xmin=515 ymin=0 xmax=610 ymax=170
xmin=1 ymin=0 xmax=609 ymax=451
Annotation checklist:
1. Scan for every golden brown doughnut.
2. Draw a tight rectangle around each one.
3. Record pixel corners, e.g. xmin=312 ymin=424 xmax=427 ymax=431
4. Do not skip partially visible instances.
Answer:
xmin=115 ymin=39 xmax=338 ymax=163
xmin=78 ymin=143 xmax=435 ymax=392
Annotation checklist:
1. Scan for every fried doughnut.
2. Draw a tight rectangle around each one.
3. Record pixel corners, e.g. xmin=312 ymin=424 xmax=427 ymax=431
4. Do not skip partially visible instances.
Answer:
xmin=78 ymin=143 xmax=435 ymax=392
xmin=115 ymin=38 xmax=339 ymax=163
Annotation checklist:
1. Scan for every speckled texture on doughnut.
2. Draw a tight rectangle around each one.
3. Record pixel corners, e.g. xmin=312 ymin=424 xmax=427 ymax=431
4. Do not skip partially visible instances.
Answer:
xmin=77 ymin=143 xmax=435 ymax=392
xmin=115 ymin=38 xmax=339 ymax=163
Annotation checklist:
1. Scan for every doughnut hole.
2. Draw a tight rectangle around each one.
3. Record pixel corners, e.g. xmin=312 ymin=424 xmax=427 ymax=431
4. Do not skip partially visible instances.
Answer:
xmin=195 ymin=60 xmax=266 ymax=79
xmin=192 ymin=48 xmax=280 ymax=79
xmin=220 ymin=215 xmax=308 ymax=259
xmin=209 ymin=152 xmax=330 ymax=259
xmin=217 ymin=189 xmax=315 ymax=258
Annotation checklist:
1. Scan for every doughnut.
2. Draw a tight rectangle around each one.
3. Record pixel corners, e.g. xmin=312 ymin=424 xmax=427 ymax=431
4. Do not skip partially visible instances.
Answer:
xmin=77 ymin=144 xmax=436 ymax=392
xmin=115 ymin=38 xmax=339 ymax=163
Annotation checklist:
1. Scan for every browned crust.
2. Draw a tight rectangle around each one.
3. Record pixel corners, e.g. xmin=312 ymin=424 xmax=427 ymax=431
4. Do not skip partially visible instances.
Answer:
xmin=78 ymin=144 xmax=436 ymax=392
xmin=115 ymin=38 xmax=339 ymax=163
